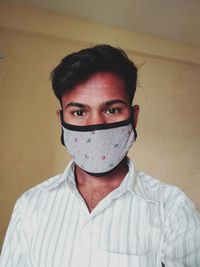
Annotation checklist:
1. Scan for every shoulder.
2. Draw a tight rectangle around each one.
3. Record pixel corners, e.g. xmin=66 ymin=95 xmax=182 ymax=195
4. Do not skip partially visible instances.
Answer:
xmin=17 ymin=161 xmax=75 ymax=207
xmin=135 ymin=170 xmax=198 ymax=217
xmin=136 ymin=170 xmax=184 ymax=199
xmin=14 ymin=172 xmax=65 ymax=217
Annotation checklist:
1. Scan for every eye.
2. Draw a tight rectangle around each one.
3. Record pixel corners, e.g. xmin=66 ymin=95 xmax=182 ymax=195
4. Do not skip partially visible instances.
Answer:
xmin=72 ymin=110 xmax=86 ymax=117
xmin=106 ymin=107 xmax=120 ymax=115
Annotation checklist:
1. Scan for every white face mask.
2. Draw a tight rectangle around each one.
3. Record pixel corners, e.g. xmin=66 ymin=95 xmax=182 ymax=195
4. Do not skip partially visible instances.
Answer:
xmin=60 ymin=111 xmax=137 ymax=174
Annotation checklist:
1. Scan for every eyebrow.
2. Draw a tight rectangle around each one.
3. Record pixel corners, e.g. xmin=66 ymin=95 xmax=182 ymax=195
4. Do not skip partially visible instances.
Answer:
xmin=65 ymin=102 xmax=88 ymax=109
xmin=65 ymin=99 xmax=128 ymax=109
xmin=103 ymin=99 xmax=128 ymax=106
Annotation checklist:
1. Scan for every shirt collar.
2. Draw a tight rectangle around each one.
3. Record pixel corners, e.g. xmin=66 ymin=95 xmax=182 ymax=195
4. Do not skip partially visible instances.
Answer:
xmin=40 ymin=160 xmax=75 ymax=191
xmin=126 ymin=159 xmax=158 ymax=205
xmin=42 ymin=158 xmax=158 ymax=205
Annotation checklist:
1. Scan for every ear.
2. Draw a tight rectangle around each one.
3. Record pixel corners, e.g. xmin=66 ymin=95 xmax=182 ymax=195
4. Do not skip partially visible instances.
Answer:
xmin=131 ymin=105 xmax=140 ymax=128
xmin=56 ymin=110 xmax=62 ymax=127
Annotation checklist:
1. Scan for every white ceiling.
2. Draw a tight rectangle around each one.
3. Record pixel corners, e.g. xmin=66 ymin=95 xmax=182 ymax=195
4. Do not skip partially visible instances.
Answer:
xmin=3 ymin=0 xmax=200 ymax=46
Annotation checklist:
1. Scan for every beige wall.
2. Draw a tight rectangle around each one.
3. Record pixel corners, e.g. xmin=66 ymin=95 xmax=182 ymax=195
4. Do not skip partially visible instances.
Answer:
xmin=0 ymin=3 xmax=200 ymax=250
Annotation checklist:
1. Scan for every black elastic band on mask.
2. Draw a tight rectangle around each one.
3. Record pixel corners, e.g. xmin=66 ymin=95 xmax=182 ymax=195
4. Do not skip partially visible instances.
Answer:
xmin=60 ymin=110 xmax=131 ymax=131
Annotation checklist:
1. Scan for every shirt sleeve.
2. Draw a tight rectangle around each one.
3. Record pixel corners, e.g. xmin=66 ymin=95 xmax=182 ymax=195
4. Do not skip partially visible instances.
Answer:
xmin=163 ymin=195 xmax=200 ymax=267
xmin=0 ymin=197 xmax=26 ymax=267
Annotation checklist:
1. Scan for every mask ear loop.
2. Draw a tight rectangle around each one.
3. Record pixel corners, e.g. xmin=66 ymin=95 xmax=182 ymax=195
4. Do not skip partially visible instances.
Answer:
xmin=60 ymin=110 xmax=65 ymax=146
xmin=61 ymin=128 xmax=65 ymax=146
xmin=130 ymin=107 xmax=137 ymax=141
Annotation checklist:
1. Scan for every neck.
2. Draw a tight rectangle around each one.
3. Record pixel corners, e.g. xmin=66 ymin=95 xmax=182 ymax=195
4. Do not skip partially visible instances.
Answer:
xmin=75 ymin=158 xmax=129 ymax=190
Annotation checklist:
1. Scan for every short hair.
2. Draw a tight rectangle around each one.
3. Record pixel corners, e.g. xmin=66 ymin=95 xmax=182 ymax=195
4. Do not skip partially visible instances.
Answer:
xmin=50 ymin=44 xmax=137 ymax=104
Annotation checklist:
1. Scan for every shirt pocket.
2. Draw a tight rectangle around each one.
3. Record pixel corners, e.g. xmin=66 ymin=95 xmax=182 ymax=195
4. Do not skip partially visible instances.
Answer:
xmin=91 ymin=248 xmax=156 ymax=267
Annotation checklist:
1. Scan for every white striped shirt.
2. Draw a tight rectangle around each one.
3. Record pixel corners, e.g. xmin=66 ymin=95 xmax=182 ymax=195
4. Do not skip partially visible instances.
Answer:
xmin=0 ymin=159 xmax=200 ymax=267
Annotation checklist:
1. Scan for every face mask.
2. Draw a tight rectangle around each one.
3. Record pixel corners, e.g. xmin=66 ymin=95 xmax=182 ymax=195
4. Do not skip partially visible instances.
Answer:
xmin=60 ymin=111 xmax=137 ymax=174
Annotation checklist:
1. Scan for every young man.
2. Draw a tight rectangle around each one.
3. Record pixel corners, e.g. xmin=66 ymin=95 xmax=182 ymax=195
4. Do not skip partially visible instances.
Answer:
xmin=1 ymin=45 xmax=200 ymax=266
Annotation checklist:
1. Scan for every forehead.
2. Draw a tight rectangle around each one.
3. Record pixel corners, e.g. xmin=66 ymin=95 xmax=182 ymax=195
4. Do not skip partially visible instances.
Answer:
xmin=61 ymin=72 xmax=129 ymax=106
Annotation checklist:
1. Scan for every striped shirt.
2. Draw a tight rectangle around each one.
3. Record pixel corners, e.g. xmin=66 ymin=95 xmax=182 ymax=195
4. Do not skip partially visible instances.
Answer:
xmin=0 ymin=159 xmax=200 ymax=267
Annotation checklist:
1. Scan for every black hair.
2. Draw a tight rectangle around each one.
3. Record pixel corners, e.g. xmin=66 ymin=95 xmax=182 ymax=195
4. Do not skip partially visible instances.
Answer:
xmin=50 ymin=44 xmax=137 ymax=104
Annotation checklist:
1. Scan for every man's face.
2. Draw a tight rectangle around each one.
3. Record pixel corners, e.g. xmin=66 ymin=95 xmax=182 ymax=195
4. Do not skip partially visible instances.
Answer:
xmin=59 ymin=72 xmax=139 ymax=126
